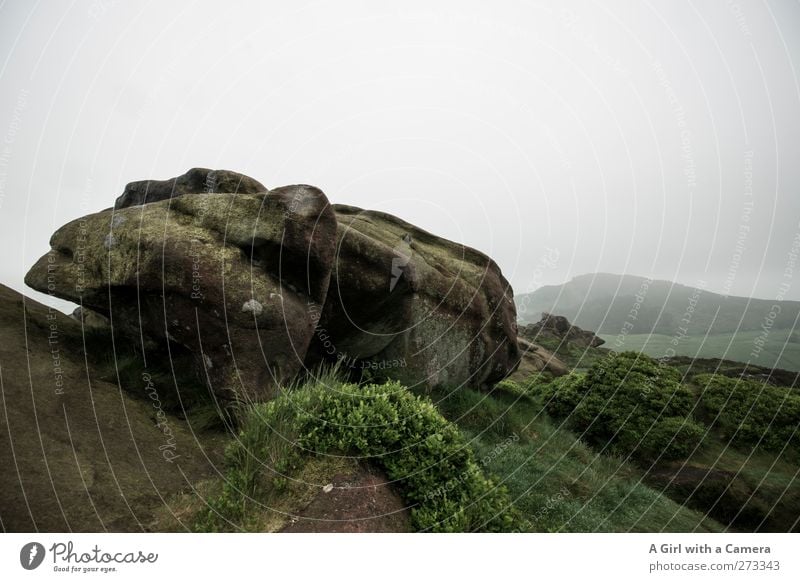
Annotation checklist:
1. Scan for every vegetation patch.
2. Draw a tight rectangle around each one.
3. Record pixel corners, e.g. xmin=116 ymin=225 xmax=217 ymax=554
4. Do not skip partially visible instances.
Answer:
xmin=196 ymin=369 xmax=515 ymax=532
xmin=426 ymin=380 xmax=722 ymax=532
xmin=541 ymin=352 xmax=706 ymax=461
xmin=696 ymin=374 xmax=800 ymax=452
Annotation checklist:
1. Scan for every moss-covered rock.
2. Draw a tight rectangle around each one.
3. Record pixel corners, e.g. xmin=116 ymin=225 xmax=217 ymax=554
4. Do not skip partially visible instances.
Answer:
xmin=27 ymin=170 xmax=522 ymax=399
xmin=305 ymin=205 xmax=521 ymax=391
xmin=25 ymin=176 xmax=337 ymax=403
xmin=113 ymin=167 xmax=266 ymax=209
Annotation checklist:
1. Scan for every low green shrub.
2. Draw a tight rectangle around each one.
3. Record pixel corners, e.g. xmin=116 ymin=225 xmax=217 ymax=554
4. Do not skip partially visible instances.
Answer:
xmin=541 ymin=352 xmax=704 ymax=460
xmin=494 ymin=378 xmax=524 ymax=398
xmin=197 ymin=371 xmax=516 ymax=532
xmin=696 ymin=374 xmax=800 ymax=452
xmin=642 ymin=416 xmax=707 ymax=460
xmin=541 ymin=373 xmax=586 ymax=420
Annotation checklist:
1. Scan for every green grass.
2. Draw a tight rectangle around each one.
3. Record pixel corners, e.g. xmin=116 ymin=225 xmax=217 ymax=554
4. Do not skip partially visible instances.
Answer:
xmin=425 ymin=380 xmax=724 ymax=532
xmin=600 ymin=329 xmax=800 ymax=372
xmin=669 ymin=437 xmax=800 ymax=532
xmin=517 ymin=351 xmax=800 ymax=532
xmin=179 ymin=349 xmax=797 ymax=533
xmin=196 ymin=367 xmax=516 ymax=532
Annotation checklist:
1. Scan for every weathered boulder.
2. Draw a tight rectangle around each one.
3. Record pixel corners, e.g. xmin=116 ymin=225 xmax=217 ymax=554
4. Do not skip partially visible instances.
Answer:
xmin=26 ymin=180 xmax=337 ymax=402
xmin=114 ymin=167 xmax=266 ymax=210
xmin=507 ymin=338 xmax=569 ymax=382
xmin=70 ymin=306 xmax=110 ymax=328
xmin=305 ymin=205 xmax=520 ymax=391
xmin=27 ymin=169 xmax=522 ymax=398
xmin=519 ymin=312 xmax=605 ymax=348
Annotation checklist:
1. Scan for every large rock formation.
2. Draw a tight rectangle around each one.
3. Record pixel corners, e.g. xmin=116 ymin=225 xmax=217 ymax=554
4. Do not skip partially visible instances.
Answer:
xmin=26 ymin=177 xmax=337 ymax=402
xmin=305 ymin=205 xmax=520 ymax=391
xmin=26 ymin=170 xmax=521 ymax=399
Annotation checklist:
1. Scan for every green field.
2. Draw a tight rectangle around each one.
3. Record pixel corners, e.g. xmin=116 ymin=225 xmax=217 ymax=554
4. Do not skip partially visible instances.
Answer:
xmin=600 ymin=329 xmax=800 ymax=372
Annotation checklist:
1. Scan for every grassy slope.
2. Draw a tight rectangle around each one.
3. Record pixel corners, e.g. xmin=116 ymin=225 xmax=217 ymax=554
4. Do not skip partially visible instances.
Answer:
xmin=184 ymin=368 xmax=724 ymax=532
xmin=600 ymin=329 xmax=800 ymax=372
xmin=163 ymin=346 xmax=795 ymax=532
xmin=427 ymin=381 xmax=723 ymax=532
xmin=147 ymin=324 xmax=795 ymax=532
xmin=675 ymin=439 xmax=800 ymax=531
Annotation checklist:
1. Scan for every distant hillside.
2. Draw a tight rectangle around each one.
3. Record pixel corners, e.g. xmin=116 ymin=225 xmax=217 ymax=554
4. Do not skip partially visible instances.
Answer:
xmin=516 ymin=273 xmax=800 ymax=335
xmin=516 ymin=273 xmax=800 ymax=371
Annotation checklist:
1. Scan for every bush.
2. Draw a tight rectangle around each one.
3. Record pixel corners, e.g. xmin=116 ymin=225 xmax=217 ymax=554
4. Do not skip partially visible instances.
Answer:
xmin=697 ymin=374 xmax=800 ymax=452
xmin=197 ymin=371 xmax=517 ymax=532
xmin=494 ymin=378 xmax=524 ymax=397
xmin=643 ymin=417 xmax=707 ymax=460
xmin=541 ymin=352 xmax=704 ymax=460
xmin=541 ymin=373 xmax=586 ymax=420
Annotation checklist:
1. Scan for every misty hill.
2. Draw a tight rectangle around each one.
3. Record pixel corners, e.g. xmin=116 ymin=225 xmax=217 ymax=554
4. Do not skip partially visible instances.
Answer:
xmin=516 ymin=273 xmax=800 ymax=335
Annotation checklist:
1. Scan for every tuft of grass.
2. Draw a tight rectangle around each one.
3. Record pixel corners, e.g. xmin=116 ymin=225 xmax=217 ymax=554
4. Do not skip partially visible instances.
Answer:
xmin=196 ymin=367 xmax=517 ymax=532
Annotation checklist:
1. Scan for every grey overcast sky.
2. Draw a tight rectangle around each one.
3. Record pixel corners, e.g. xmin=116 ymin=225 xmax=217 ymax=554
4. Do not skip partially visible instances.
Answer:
xmin=2 ymin=0 xmax=800 ymax=313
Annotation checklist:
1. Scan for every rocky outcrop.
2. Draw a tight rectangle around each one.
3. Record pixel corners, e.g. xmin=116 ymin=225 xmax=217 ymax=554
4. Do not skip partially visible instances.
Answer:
xmin=507 ymin=338 xmax=569 ymax=382
xmin=519 ymin=312 xmax=605 ymax=349
xmin=304 ymin=205 xmax=520 ymax=391
xmin=0 ymin=284 xmax=225 ymax=531
xmin=26 ymin=179 xmax=338 ymax=402
xmin=114 ymin=167 xmax=266 ymax=209
xmin=26 ymin=170 xmax=521 ymax=400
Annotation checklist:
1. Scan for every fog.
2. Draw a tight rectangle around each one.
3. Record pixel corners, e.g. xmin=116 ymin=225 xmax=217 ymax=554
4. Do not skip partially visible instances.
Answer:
xmin=2 ymin=0 xmax=799 ymax=314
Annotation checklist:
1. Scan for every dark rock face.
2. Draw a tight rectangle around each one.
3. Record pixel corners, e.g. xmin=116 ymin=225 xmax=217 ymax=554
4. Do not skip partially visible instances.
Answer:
xmin=305 ymin=205 xmax=520 ymax=391
xmin=114 ymin=167 xmax=266 ymax=210
xmin=26 ymin=180 xmax=337 ymax=403
xmin=519 ymin=312 xmax=605 ymax=349
xmin=0 ymin=284 xmax=224 ymax=531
